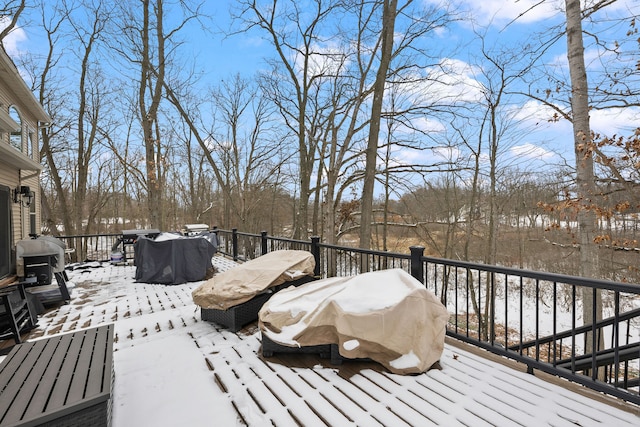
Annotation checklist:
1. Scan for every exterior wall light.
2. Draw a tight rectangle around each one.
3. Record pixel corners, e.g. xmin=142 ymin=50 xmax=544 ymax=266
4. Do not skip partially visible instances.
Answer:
xmin=13 ymin=185 xmax=33 ymax=207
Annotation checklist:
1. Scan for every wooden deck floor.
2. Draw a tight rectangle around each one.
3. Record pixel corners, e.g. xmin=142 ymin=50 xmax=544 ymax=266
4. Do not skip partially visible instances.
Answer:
xmin=1 ymin=257 xmax=638 ymax=426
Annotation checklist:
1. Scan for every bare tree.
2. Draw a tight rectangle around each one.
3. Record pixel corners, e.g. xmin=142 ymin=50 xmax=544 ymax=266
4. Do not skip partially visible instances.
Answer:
xmin=359 ymin=0 xmax=398 ymax=252
xmin=236 ymin=0 xmax=344 ymax=239
xmin=70 ymin=1 xmax=112 ymax=240
xmin=564 ymin=0 xmax=612 ymax=373
xmin=113 ymin=0 xmax=203 ymax=230
xmin=209 ymin=74 xmax=284 ymax=232
xmin=0 ymin=0 xmax=26 ymax=42
xmin=565 ymin=0 xmax=600 ymax=279
xmin=29 ymin=2 xmax=73 ymax=237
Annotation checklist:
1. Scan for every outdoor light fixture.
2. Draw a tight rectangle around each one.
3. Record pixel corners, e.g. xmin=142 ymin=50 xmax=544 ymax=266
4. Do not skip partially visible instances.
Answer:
xmin=13 ymin=185 xmax=33 ymax=207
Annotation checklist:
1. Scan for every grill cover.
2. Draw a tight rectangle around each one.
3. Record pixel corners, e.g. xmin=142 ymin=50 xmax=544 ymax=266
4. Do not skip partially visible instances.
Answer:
xmin=16 ymin=237 xmax=66 ymax=276
xmin=134 ymin=235 xmax=216 ymax=285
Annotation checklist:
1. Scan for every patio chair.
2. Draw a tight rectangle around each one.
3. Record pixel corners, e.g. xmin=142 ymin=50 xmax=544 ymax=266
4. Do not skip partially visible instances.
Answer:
xmin=193 ymin=250 xmax=317 ymax=332
xmin=0 ymin=282 xmax=36 ymax=347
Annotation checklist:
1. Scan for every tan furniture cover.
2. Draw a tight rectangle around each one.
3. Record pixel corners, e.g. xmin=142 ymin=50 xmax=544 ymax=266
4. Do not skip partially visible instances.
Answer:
xmin=192 ymin=250 xmax=315 ymax=310
xmin=259 ymin=268 xmax=449 ymax=375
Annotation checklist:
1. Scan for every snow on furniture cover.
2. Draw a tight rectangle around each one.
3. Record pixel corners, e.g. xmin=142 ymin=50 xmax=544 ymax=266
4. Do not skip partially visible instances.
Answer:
xmin=258 ymin=268 xmax=449 ymax=375
xmin=192 ymin=250 xmax=316 ymax=310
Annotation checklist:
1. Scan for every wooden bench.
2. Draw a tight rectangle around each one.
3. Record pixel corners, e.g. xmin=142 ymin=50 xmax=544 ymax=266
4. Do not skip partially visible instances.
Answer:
xmin=0 ymin=324 xmax=114 ymax=427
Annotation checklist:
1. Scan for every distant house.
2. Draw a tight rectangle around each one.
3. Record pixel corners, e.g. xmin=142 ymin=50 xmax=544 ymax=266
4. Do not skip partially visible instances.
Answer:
xmin=0 ymin=46 xmax=51 ymax=283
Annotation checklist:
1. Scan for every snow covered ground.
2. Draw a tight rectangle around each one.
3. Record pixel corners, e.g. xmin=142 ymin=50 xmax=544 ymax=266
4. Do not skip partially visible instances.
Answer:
xmin=13 ymin=256 xmax=640 ymax=426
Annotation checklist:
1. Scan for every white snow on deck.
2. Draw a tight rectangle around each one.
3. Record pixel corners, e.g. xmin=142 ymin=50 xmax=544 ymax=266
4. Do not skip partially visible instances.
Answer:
xmin=21 ymin=255 xmax=639 ymax=426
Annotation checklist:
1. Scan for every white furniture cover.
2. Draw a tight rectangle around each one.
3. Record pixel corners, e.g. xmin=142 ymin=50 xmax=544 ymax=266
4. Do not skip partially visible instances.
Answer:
xmin=259 ymin=268 xmax=449 ymax=375
xmin=192 ymin=250 xmax=315 ymax=310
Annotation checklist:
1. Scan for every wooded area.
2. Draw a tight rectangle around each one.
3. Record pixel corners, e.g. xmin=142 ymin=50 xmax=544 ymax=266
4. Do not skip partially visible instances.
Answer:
xmin=2 ymin=0 xmax=639 ymax=282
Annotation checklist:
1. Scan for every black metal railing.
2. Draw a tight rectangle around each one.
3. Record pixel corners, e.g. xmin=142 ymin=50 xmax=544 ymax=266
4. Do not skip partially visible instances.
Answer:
xmin=212 ymin=228 xmax=639 ymax=406
xmin=55 ymin=227 xmax=639 ymax=405
xmin=57 ymin=233 xmax=122 ymax=263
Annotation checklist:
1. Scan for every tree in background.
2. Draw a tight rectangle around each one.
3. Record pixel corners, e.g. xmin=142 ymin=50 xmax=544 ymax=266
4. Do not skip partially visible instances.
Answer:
xmin=113 ymin=0 xmax=204 ymax=230
xmin=4 ymin=0 xmax=639 ymax=282
xmin=565 ymin=0 xmax=599 ymax=281
xmin=359 ymin=0 xmax=398 ymax=252
xmin=236 ymin=0 xmax=345 ymax=240
xmin=19 ymin=0 xmax=113 ymax=260
xmin=0 ymin=0 xmax=25 ymax=42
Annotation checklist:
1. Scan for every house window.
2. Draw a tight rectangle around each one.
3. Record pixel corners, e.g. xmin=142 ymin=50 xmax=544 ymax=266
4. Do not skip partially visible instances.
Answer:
xmin=0 ymin=185 xmax=11 ymax=279
xmin=9 ymin=106 xmax=22 ymax=152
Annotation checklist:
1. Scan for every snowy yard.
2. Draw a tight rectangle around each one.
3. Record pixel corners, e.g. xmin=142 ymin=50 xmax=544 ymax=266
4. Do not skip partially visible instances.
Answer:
xmin=9 ymin=256 xmax=639 ymax=426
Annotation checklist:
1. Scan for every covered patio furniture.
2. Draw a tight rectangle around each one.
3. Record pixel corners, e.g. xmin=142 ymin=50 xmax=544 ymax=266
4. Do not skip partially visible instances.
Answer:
xmin=134 ymin=233 xmax=217 ymax=285
xmin=259 ymin=268 xmax=449 ymax=375
xmin=193 ymin=250 xmax=316 ymax=332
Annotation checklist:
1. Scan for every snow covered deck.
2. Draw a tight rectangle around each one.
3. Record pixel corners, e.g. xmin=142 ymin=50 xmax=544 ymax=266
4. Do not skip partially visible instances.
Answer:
xmin=10 ymin=256 xmax=639 ymax=426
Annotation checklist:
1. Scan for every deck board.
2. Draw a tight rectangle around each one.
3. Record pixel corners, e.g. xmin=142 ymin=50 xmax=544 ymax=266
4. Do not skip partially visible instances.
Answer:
xmin=1 ymin=259 xmax=637 ymax=426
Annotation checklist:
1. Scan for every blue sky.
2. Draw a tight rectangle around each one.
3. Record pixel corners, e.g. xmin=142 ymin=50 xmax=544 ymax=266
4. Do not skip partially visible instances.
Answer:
xmin=189 ymin=0 xmax=638 ymax=171
xmin=2 ymin=0 xmax=639 ymax=189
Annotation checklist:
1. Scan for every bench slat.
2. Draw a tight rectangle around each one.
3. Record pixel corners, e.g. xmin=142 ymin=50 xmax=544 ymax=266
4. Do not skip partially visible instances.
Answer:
xmin=103 ymin=325 xmax=114 ymax=395
xmin=45 ymin=328 xmax=95 ymax=411
xmin=0 ymin=343 xmax=32 ymax=384
xmin=85 ymin=324 xmax=112 ymax=397
xmin=20 ymin=333 xmax=76 ymax=420
xmin=0 ymin=339 xmax=50 ymax=422
xmin=0 ymin=325 xmax=114 ymax=427
xmin=67 ymin=327 xmax=100 ymax=402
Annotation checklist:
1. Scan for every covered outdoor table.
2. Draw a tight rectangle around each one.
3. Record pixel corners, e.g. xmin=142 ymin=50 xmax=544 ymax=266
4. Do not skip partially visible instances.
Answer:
xmin=134 ymin=234 xmax=217 ymax=285
xmin=259 ymin=268 xmax=449 ymax=375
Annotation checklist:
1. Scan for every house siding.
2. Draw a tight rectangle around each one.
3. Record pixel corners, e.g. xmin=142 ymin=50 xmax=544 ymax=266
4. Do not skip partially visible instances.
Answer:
xmin=0 ymin=47 xmax=49 ymax=278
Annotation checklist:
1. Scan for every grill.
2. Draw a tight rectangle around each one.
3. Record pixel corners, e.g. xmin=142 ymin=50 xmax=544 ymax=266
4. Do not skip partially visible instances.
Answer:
xmin=16 ymin=236 xmax=67 ymax=284
xmin=120 ymin=229 xmax=161 ymax=262
xmin=181 ymin=224 xmax=210 ymax=236
xmin=122 ymin=229 xmax=161 ymax=245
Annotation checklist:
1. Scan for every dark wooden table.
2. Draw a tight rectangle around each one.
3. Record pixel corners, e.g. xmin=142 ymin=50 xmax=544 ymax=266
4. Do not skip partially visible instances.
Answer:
xmin=0 ymin=324 xmax=114 ymax=427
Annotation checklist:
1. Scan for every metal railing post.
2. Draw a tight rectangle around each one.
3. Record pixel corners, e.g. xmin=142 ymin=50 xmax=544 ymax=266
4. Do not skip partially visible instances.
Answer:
xmin=232 ymin=228 xmax=238 ymax=261
xmin=410 ymin=246 xmax=424 ymax=283
xmin=261 ymin=231 xmax=268 ymax=256
xmin=311 ymin=236 xmax=320 ymax=277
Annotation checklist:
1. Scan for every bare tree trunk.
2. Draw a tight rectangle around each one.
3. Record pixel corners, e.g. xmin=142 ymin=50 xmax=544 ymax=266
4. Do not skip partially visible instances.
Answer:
xmin=360 ymin=0 xmax=397 ymax=253
xmin=139 ymin=0 xmax=165 ymax=230
xmin=565 ymin=0 xmax=603 ymax=365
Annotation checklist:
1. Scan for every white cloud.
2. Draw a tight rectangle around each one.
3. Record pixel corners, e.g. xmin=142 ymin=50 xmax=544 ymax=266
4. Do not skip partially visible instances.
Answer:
xmin=293 ymin=41 xmax=349 ymax=79
xmin=393 ymin=116 xmax=446 ymax=135
xmin=590 ymin=108 xmax=640 ymax=137
xmin=424 ymin=0 xmax=639 ymax=30
xmin=0 ymin=17 xmax=27 ymax=56
xmin=475 ymin=0 xmax=560 ymax=25
xmin=418 ymin=58 xmax=485 ymax=104
xmin=510 ymin=143 xmax=556 ymax=160
xmin=431 ymin=145 xmax=462 ymax=162
xmin=510 ymin=100 xmax=562 ymax=125
xmin=424 ymin=0 xmax=562 ymax=27
xmin=410 ymin=116 xmax=446 ymax=133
